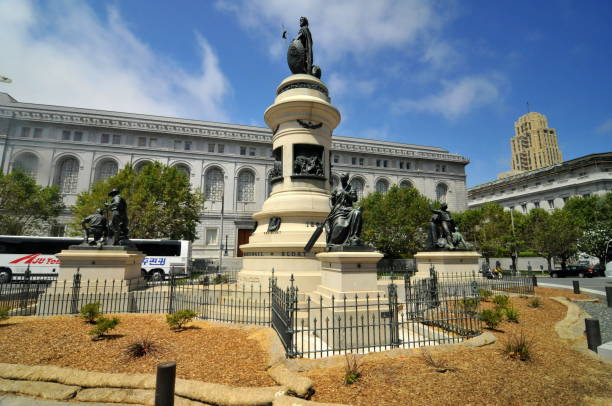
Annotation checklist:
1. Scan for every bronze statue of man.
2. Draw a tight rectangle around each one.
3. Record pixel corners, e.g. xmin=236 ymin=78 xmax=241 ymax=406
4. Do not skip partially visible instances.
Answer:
xmin=105 ymin=188 xmax=129 ymax=245
xmin=81 ymin=208 xmax=107 ymax=247
xmin=429 ymin=203 xmax=455 ymax=249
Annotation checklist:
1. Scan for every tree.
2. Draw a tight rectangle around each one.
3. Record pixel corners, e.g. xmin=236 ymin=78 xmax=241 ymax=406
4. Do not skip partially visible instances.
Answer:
xmin=69 ymin=163 xmax=204 ymax=241
xmin=0 ymin=170 xmax=64 ymax=235
xmin=454 ymin=203 xmax=514 ymax=264
xmin=359 ymin=185 xmax=431 ymax=258
xmin=563 ymin=193 xmax=612 ymax=265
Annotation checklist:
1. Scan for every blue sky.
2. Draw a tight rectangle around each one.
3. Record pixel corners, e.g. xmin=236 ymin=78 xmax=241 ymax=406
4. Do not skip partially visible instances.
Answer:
xmin=0 ymin=0 xmax=610 ymax=187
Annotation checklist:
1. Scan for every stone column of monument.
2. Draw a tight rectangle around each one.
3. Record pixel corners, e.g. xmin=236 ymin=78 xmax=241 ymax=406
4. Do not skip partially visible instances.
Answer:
xmin=238 ymin=73 xmax=340 ymax=291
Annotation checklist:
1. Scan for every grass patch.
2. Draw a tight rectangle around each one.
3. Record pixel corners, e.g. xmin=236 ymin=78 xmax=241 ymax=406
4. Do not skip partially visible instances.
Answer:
xmin=479 ymin=289 xmax=493 ymax=302
xmin=503 ymin=331 xmax=534 ymax=361
xmin=492 ymin=295 xmax=510 ymax=309
xmin=528 ymin=298 xmax=542 ymax=308
xmin=421 ymin=349 xmax=457 ymax=373
xmin=0 ymin=306 xmax=9 ymax=322
xmin=505 ymin=306 xmax=520 ymax=323
xmin=344 ymin=353 xmax=362 ymax=385
xmin=125 ymin=338 xmax=157 ymax=358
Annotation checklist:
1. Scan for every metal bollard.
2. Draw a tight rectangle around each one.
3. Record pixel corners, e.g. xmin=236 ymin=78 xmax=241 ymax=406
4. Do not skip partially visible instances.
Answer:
xmin=155 ymin=361 xmax=176 ymax=406
xmin=573 ymin=280 xmax=580 ymax=294
xmin=606 ymin=287 xmax=612 ymax=308
xmin=531 ymin=275 xmax=538 ymax=287
xmin=585 ymin=319 xmax=602 ymax=352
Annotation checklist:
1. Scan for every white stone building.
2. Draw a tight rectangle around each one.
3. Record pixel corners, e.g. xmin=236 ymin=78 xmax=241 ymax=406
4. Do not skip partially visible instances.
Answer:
xmin=0 ymin=92 xmax=469 ymax=258
xmin=468 ymin=152 xmax=612 ymax=213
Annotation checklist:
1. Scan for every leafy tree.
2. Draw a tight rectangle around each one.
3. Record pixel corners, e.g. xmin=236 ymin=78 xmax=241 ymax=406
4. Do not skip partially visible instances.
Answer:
xmin=0 ymin=170 xmax=64 ymax=235
xmin=360 ymin=185 xmax=431 ymax=258
xmin=564 ymin=193 xmax=612 ymax=265
xmin=69 ymin=163 xmax=204 ymax=241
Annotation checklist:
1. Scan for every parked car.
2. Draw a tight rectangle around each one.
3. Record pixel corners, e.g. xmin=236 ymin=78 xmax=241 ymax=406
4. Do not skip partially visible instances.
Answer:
xmin=549 ymin=265 xmax=603 ymax=278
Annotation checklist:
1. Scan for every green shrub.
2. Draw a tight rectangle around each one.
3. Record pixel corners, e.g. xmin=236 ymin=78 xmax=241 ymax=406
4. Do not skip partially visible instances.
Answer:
xmin=125 ymin=338 xmax=157 ymax=358
xmin=89 ymin=316 xmax=120 ymax=340
xmin=80 ymin=302 xmax=102 ymax=323
xmin=479 ymin=309 xmax=503 ymax=329
xmin=166 ymin=309 xmax=198 ymax=330
xmin=492 ymin=295 xmax=510 ymax=309
xmin=459 ymin=298 xmax=479 ymax=313
xmin=0 ymin=306 xmax=9 ymax=321
xmin=479 ymin=289 xmax=493 ymax=302
xmin=505 ymin=306 xmax=520 ymax=323
xmin=344 ymin=353 xmax=362 ymax=384
xmin=213 ymin=274 xmax=230 ymax=284
xmin=503 ymin=331 xmax=533 ymax=361
xmin=528 ymin=298 xmax=542 ymax=308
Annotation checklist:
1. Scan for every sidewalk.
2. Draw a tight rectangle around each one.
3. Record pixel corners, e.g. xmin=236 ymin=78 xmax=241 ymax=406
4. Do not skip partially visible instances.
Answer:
xmin=0 ymin=395 xmax=133 ymax=406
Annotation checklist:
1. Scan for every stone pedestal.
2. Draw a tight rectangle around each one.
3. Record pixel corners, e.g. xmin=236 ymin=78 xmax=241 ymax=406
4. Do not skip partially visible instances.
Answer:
xmin=56 ymin=246 xmax=145 ymax=287
xmin=238 ymin=74 xmax=341 ymax=292
xmin=414 ymin=251 xmax=481 ymax=278
xmin=313 ymin=251 xmax=384 ymax=299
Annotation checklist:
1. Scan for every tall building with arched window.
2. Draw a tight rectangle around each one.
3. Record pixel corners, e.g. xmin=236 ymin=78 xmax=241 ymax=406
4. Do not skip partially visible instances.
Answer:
xmin=0 ymin=92 xmax=469 ymax=258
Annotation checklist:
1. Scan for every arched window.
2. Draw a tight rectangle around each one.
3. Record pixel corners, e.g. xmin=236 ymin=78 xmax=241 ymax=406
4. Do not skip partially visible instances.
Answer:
xmin=331 ymin=174 xmax=340 ymax=190
xmin=400 ymin=180 xmax=413 ymax=189
xmin=56 ymin=157 xmax=79 ymax=194
xmin=134 ymin=160 xmax=152 ymax=172
xmin=237 ymin=170 xmax=255 ymax=202
xmin=174 ymin=164 xmax=190 ymax=177
xmin=94 ymin=159 xmax=118 ymax=183
xmin=12 ymin=152 xmax=39 ymax=180
xmin=350 ymin=177 xmax=365 ymax=200
xmin=436 ymin=183 xmax=448 ymax=203
xmin=205 ymin=167 xmax=224 ymax=201
xmin=375 ymin=179 xmax=389 ymax=194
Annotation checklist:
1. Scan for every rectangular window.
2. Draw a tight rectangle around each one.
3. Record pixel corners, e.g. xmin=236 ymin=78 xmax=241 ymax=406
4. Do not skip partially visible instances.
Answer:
xmin=441 ymin=165 xmax=446 ymax=172
xmin=174 ymin=140 xmax=183 ymax=150
xmin=20 ymin=127 xmax=31 ymax=137
xmin=376 ymin=159 xmax=381 ymax=167
xmin=62 ymin=130 xmax=71 ymax=140
xmin=101 ymin=133 xmax=110 ymax=143
xmin=351 ymin=157 xmax=357 ymax=165
xmin=563 ymin=196 xmax=569 ymax=204
xmin=359 ymin=158 xmax=364 ymax=166
xmin=149 ymin=138 xmax=158 ymax=147
xmin=218 ymin=144 xmax=225 ymax=153
xmin=534 ymin=201 xmax=540 ymax=208
xmin=383 ymin=160 xmax=388 ymax=168
xmin=33 ymin=128 xmax=43 ymax=138
xmin=138 ymin=137 xmax=147 ymax=147
xmin=208 ymin=143 xmax=215 ymax=153
xmin=240 ymin=146 xmax=247 ymax=156
xmin=435 ymin=164 xmax=440 ymax=172
xmin=333 ymin=155 xmax=339 ymax=164
xmin=548 ymin=199 xmax=555 ymax=209
xmin=399 ymin=162 xmax=404 ymax=169
xmin=184 ymin=141 xmax=192 ymax=151
xmin=521 ymin=204 xmax=527 ymax=213
xmin=205 ymin=228 xmax=218 ymax=246
xmin=249 ymin=147 xmax=256 ymax=156
xmin=73 ymin=131 xmax=83 ymax=141
xmin=112 ymin=134 xmax=121 ymax=145
xmin=406 ymin=162 xmax=411 ymax=170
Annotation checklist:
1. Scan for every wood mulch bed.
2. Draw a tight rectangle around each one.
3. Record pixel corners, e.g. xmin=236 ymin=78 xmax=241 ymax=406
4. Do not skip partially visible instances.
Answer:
xmin=303 ymin=292 xmax=612 ymax=406
xmin=534 ymin=286 xmax=597 ymax=301
xmin=0 ymin=314 xmax=275 ymax=387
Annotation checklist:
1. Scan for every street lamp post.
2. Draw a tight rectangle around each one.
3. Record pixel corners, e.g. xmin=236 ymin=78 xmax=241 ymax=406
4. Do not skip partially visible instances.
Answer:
xmin=218 ymin=193 xmax=224 ymax=274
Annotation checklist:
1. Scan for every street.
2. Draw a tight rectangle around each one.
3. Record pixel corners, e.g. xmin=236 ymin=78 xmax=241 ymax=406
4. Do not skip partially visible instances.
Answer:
xmin=537 ymin=276 xmax=612 ymax=299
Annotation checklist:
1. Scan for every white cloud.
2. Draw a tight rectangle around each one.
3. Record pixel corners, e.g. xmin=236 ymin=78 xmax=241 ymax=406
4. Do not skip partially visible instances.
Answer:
xmin=595 ymin=117 xmax=612 ymax=135
xmin=0 ymin=0 xmax=230 ymax=121
xmin=216 ymin=0 xmax=447 ymax=66
xmin=328 ymin=73 xmax=376 ymax=97
xmin=392 ymin=76 xmax=501 ymax=119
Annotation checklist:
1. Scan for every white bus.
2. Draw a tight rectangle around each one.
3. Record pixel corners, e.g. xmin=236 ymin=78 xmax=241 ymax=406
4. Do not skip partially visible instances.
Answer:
xmin=0 ymin=236 xmax=191 ymax=283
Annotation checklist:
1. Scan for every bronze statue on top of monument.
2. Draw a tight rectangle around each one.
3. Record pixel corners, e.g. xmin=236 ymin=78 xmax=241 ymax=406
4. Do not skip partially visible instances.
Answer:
xmin=427 ymin=203 xmax=472 ymax=251
xmin=287 ymin=17 xmax=322 ymax=78
xmin=80 ymin=188 xmax=133 ymax=248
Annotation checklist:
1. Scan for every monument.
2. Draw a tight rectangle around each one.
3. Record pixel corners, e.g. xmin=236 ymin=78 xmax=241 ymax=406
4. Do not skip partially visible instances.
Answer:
xmin=414 ymin=203 xmax=480 ymax=277
xmin=55 ymin=189 xmax=145 ymax=283
xmin=238 ymin=17 xmax=342 ymax=291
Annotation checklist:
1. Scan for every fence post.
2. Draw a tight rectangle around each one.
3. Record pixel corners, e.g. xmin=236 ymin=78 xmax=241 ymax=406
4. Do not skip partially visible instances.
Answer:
xmin=387 ymin=281 xmax=400 ymax=348
xmin=168 ymin=272 xmax=175 ymax=314
xmin=70 ymin=271 xmax=81 ymax=314
xmin=606 ymin=287 xmax=612 ymax=308
xmin=573 ymin=280 xmax=580 ymax=294
xmin=155 ymin=361 xmax=176 ymax=406
xmin=531 ymin=275 xmax=538 ymax=287
xmin=585 ymin=319 xmax=602 ymax=352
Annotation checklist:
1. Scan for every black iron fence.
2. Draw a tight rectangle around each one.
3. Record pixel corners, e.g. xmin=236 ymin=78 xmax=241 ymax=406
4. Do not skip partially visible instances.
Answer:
xmin=0 ymin=268 xmax=533 ymax=359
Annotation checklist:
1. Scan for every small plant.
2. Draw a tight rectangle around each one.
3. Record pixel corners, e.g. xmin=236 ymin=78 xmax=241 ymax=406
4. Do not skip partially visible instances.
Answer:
xmin=479 ymin=289 xmax=493 ymax=302
xmin=0 ymin=305 xmax=9 ymax=322
xmin=479 ymin=308 xmax=503 ymax=329
xmin=492 ymin=295 xmax=510 ymax=309
xmin=421 ymin=349 xmax=456 ymax=373
xmin=166 ymin=309 xmax=198 ymax=331
xmin=213 ymin=274 xmax=230 ymax=284
xmin=89 ymin=316 xmax=120 ymax=340
xmin=344 ymin=353 xmax=362 ymax=384
xmin=505 ymin=306 xmax=520 ymax=323
xmin=459 ymin=298 xmax=479 ymax=313
xmin=503 ymin=331 xmax=533 ymax=361
xmin=80 ymin=302 xmax=102 ymax=323
xmin=125 ymin=338 xmax=157 ymax=358
xmin=528 ymin=298 xmax=542 ymax=308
